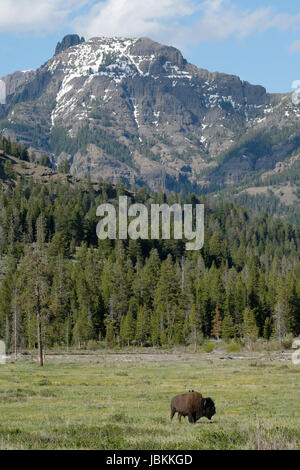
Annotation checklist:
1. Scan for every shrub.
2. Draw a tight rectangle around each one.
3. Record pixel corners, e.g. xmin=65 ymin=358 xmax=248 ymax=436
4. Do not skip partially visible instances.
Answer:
xmin=250 ymin=340 xmax=282 ymax=352
xmin=203 ymin=343 xmax=215 ymax=353
xmin=281 ymin=334 xmax=294 ymax=350
xmin=86 ymin=340 xmax=101 ymax=351
xmin=247 ymin=424 xmax=299 ymax=450
xmin=227 ymin=342 xmax=241 ymax=353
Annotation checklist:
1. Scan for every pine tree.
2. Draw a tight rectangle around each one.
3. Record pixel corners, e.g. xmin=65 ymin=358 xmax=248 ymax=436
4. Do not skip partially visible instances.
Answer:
xmin=49 ymin=232 xmax=69 ymax=258
xmin=242 ymin=307 xmax=259 ymax=343
xmin=195 ymin=275 xmax=211 ymax=337
xmin=139 ymin=249 xmax=161 ymax=309
xmin=273 ymin=286 xmax=293 ymax=340
xmin=36 ymin=213 xmax=47 ymax=246
xmin=263 ymin=317 xmax=273 ymax=340
xmin=222 ymin=313 xmax=235 ymax=342
xmin=172 ymin=308 xmax=185 ymax=345
xmin=73 ymin=310 xmax=93 ymax=348
xmin=211 ymin=305 xmax=223 ymax=340
xmin=39 ymin=154 xmax=52 ymax=168
xmin=153 ymin=255 xmax=183 ymax=345
xmin=48 ymin=257 xmax=72 ymax=346
xmin=189 ymin=304 xmax=202 ymax=351
xmin=11 ymin=284 xmax=22 ymax=359
xmin=135 ymin=306 xmax=149 ymax=346
xmin=120 ymin=311 xmax=136 ymax=346
xmin=58 ymin=159 xmax=70 ymax=174
xmin=0 ymin=257 xmax=17 ymax=346
xmin=18 ymin=248 xmax=49 ymax=366
xmin=105 ymin=320 xmax=116 ymax=346
xmin=150 ymin=310 xmax=161 ymax=346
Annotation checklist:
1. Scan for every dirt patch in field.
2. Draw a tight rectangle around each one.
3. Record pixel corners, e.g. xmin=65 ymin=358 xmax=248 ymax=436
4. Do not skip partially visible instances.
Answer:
xmin=11 ymin=350 xmax=294 ymax=364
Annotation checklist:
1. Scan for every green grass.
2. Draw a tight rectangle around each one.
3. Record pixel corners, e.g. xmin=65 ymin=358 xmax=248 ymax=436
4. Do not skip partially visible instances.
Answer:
xmin=0 ymin=357 xmax=299 ymax=450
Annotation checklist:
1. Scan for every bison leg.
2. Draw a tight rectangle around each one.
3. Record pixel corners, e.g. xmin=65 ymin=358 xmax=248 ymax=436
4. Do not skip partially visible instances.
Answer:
xmin=188 ymin=413 xmax=196 ymax=424
xmin=170 ymin=407 xmax=176 ymax=421
xmin=178 ymin=413 xmax=182 ymax=423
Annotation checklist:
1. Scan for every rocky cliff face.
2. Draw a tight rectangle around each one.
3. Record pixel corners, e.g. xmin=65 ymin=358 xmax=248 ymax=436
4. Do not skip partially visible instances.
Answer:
xmin=0 ymin=35 xmax=299 ymax=192
xmin=55 ymin=34 xmax=85 ymax=56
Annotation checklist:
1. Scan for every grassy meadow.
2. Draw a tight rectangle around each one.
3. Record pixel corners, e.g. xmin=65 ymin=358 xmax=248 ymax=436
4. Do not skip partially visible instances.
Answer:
xmin=0 ymin=354 xmax=299 ymax=450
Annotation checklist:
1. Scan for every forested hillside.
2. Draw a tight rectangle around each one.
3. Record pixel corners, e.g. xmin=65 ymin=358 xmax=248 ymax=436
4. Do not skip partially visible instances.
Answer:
xmin=0 ymin=159 xmax=299 ymax=352
xmin=213 ymin=150 xmax=300 ymax=225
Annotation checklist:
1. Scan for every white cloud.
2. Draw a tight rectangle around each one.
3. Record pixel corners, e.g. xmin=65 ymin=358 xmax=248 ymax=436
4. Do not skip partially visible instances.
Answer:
xmin=73 ymin=0 xmax=195 ymax=39
xmin=72 ymin=0 xmax=300 ymax=49
xmin=1 ymin=0 xmax=300 ymax=51
xmin=0 ymin=0 xmax=90 ymax=32
xmin=186 ymin=0 xmax=300 ymax=44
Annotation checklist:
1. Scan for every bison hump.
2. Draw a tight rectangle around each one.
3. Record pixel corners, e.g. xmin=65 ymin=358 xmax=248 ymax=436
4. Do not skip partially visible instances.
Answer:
xmin=171 ymin=392 xmax=203 ymax=414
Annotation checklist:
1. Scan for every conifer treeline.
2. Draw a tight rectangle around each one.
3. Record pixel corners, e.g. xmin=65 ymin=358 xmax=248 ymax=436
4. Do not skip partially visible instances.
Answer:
xmin=0 ymin=135 xmax=29 ymax=161
xmin=0 ymin=177 xmax=299 ymax=350
xmin=0 ymin=135 xmax=53 ymax=169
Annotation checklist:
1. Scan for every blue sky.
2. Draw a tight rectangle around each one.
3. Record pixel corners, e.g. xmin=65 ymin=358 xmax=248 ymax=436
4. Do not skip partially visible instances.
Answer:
xmin=1 ymin=0 xmax=300 ymax=93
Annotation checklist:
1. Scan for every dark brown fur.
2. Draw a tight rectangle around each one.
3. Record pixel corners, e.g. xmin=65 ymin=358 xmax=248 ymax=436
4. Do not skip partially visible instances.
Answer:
xmin=170 ymin=391 xmax=216 ymax=423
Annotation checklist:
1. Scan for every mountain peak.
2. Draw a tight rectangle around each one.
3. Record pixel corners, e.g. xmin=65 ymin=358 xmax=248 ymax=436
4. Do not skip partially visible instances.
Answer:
xmin=2 ymin=34 xmax=298 ymax=201
xmin=55 ymin=34 xmax=85 ymax=56
xmin=130 ymin=37 xmax=186 ymax=66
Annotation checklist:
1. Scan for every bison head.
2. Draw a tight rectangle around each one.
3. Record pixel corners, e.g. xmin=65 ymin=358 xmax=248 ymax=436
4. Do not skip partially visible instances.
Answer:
xmin=202 ymin=397 xmax=216 ymax=420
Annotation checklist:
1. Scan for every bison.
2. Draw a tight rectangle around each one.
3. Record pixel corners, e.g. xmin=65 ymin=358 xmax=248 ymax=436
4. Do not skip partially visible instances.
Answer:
xmin=170 ymin=391 xmax=216 ymax=423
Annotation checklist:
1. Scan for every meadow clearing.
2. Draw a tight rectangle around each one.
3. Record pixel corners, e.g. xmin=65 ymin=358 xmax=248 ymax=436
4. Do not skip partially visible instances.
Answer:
xmin=0 ymin=351 xmax=299 ymax=450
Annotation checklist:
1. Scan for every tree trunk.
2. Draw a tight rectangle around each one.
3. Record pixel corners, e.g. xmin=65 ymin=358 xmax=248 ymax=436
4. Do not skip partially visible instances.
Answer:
xmin=66 ymin=317 xmax=69 ymax=352
xmin=36 ymin=285 xmax=43 ymax=367
xmin=181 ymin=256 xmax=185 ymax=291
xmin=5 ymin=315 xmax=9 ymax=353
xmin=12 ymin=286 xmax=19 ymax=360
xmin=14 ymin=307 xmax=17 ymax=360
xmin=37 ymin=312 xmax=43 ymax=367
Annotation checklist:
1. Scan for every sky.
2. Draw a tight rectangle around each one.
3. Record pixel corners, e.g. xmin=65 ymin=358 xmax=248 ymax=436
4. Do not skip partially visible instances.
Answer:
xmin=1 ymin=0 xmax=300 ymax=93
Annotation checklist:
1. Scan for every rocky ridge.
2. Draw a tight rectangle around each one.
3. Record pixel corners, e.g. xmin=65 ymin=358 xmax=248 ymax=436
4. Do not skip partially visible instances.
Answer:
xmin=0 ymin=35 xmax=299 ymax=195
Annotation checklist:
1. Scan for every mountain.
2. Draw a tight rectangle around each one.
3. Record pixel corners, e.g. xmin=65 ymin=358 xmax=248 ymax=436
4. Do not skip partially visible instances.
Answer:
xmin=0 ymin=35 xmax=299 ymax=216
xmin=54 ymin=34 xmax=85 ymax=56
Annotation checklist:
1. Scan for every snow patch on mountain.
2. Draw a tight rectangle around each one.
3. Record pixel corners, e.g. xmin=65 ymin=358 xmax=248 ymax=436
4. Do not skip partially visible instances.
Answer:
xmin=48 ymin=37 xmax=201 ymax=126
